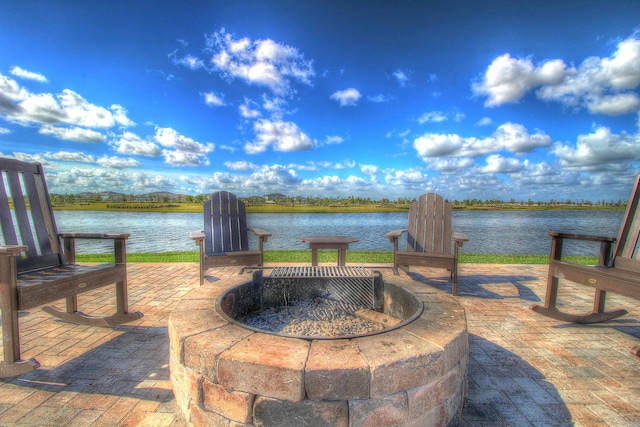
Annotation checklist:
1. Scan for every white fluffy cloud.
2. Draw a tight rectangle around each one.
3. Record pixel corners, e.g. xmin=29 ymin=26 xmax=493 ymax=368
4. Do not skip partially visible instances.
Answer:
xmin=480 ymin=154 xmax=525 ymax=173
xmin=45 ymin=167 xmax=131 ymax=193
xmin=110 ymin=128 xmax=214 ymax=166
xmin=473 ymin=54 xmax=566 ymax=106
xmin=325 ymin=135 xmax=344 ymax=145
xmin=413 ymin=133 xmax=466 ymax=157
xmin=170 ymin=53 xmax=205 ymax=70
xmin=360 ymin=164 xmax=379 ymax=175
xmin=10 ymin=66 xmax=48 ymax=83
xmin=417 ymin=111 xmax=448 ymax=123
xmin=154 ymin=127 xmax=214 ymax=166
xmin=97 ymin=155 xmax=141 ymax=169
xmin=202 ymin=92 xmax=225 ymax=107
xmin=224 ymin=160 xmax=258 ymax=170
xmin=475 ymin=35 xmax=640 ymax=116
xmin=46 ymin=151 xmax=95 ymax=163
xmin=238 ymin=164 xmax=303 ymax=193
xmin=393 ymin=69 xmax=410 ymax=87
xmin=493 ymin=122 xmax=552 ymax=153
xmin=0 ymin=73 xmax=135 ymax=134
xmin=417 ymin=110 xmax=465 ymax=124
xmin=111 ymin=132 xmax=162 ymax=156
xmin=427 ymin=158 xmax=475 ymax=174
xmin=131 ymin=171 xmax=178 ymax=191
xmin=246 ymin=119 xmax=316 ymax=154
xmin=39 ymin=125 xmax=105 ymax=143
xmin=384 ymin=169 xmax=429 ymax=188
xmin=413 ymin=122 xmax=551 ymax=159
xmin=330 ymin=88 xmax=361 ymax=106
xmin=553 ymin=126 xmax=640 ymax=169
xmin=205 ymin=28 xmax=314 ymax=96
xmin=239 ymin=102 xmax=261 ymax=118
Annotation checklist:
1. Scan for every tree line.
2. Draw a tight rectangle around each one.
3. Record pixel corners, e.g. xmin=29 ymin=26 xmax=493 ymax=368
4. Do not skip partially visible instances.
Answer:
xmin=48 ymin=192 xmax=628 ymax=208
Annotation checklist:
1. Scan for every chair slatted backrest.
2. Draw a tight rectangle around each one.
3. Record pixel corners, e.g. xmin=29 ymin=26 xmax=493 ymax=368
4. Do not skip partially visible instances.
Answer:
xmin=406 ymin=193 xmax=452 ymax=255
xmin=203 ymin=191 xmax=250 ymax=255
xmin=0 ymin=158 xmax=64 ymax=273
xmin=612 ymin=174 xmax=640 ymax=267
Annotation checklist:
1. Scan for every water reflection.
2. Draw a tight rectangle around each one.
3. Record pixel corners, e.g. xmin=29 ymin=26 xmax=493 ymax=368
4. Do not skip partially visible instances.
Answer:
xmin=53 ymin=210 xmax=624 ymax=256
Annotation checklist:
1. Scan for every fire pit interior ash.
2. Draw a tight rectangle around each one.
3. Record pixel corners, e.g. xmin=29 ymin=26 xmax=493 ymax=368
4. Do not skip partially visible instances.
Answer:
xmin=217 ymin=266 xmax=422 ymax=339
xmin=169 ymin=266 xmax=469 ymax=427
xmin=243 ymin=297 xmax=388 ymax=337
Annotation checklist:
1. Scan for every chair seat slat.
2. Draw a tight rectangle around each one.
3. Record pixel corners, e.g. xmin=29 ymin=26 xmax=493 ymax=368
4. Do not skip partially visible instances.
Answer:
xmin=0 ymin=173 xmax=19 ymax=246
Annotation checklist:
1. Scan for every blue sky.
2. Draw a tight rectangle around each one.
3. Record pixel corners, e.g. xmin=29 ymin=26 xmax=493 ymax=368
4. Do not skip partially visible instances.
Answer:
xmin=1 ymin=1 xmax=639 ymax=202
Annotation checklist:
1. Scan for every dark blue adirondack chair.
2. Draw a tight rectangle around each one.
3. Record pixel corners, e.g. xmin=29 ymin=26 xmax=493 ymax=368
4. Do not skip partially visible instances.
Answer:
xmin=190 ymin=191 xmax=271 ymax=285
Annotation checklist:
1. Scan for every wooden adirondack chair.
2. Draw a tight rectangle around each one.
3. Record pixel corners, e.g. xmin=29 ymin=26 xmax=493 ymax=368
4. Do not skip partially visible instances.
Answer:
xmin=0 ymin=158 xmax=143 ymax=377
xmin=190 ymin=191 xmax=271 ymax=285
xmin=530 ymin=175 xmax=640 ymax=356
xmin=385 ymin=193 xmax=468 ymax=295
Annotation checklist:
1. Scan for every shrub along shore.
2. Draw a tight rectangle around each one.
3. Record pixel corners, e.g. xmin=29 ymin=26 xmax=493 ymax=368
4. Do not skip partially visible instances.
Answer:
xmin=76 ymin=250 xmax=598 ymax=265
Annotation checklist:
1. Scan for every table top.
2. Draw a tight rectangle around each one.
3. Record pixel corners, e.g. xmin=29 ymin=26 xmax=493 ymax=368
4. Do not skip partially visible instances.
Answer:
xmin=297 ymin=236 xmax=359 ymax=244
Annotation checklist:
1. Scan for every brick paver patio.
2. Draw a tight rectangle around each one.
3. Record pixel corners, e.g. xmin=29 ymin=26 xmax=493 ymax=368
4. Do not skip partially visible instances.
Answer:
xmin=0 ymin=263 xmax=638 ymax=426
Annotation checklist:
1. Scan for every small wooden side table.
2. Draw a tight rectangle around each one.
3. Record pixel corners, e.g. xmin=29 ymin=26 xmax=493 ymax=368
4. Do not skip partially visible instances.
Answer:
xmin=296 ymin=236 xmax=359 ymax=266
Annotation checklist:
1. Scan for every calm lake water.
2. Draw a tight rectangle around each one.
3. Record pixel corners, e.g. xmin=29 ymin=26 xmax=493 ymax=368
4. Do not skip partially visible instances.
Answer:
xmin=54 ymin=210 xmax=624 ymax=256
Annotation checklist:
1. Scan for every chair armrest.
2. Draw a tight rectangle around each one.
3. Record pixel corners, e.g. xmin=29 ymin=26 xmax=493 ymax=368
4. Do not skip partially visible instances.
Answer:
xmin=189 ymin=230 xmax=205 ymax=242
xmin=59 ymin=232 xmax=130 ymax=240
xmin=548 ymin=231 xmax=615 ymax=243
xmin=0 ymin=245 xmax=28 ymax=256
xmin=249 ymin=228 xmax=272 ymax=241
xmin=385 ymin=229 xmax=407 ymax=242
xmin=452 ymin=231 xmax=469 ymax=246
xmin=548 ymin=232 xmax=615 ymax=266
xmin=59 ymin=233 xmax=129 ymax=264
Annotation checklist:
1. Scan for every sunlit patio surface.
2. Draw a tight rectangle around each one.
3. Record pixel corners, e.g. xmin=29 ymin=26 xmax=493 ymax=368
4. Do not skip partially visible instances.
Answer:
xmin=1 ymin=262 xmax=639 ymax=426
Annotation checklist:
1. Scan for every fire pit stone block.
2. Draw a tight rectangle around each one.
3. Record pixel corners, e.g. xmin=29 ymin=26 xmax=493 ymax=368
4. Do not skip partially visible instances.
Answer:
xmin=183 ymin=324 xmax=253 ymax=382
xmin=352 ymin=330 xmax=446 ymax=398
xmin=218 ymin=333 xmax=310 ymax=402
xmin=254 ymin=397 xmax=349 ymax=427
xmin=305 ymin=339 xmax=370 ymax=400
xmin=169 ymin=272 xmax=468 ymax=427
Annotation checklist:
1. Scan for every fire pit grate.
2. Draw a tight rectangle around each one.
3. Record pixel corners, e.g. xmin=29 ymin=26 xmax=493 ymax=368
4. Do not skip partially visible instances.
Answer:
xmin=269 ymin=266 xmax=374 ymax=278
xmin=267 ymin=266 xmax=381 ymax=310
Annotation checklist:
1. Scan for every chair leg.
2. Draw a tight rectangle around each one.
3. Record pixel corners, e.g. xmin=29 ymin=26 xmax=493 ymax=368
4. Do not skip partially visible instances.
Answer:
xmin=452 ymin=268 xmax=458 ymax=296
xmin=0 ymin=314 xmax=39 ymax=377
xmin=115 ymin=280 xmax=128 ymax=315
xmin=0 ymin=278 xmax=40 ymax=377
xmin=593 ymin=289 xmax=607 ymax=313
xmin=66 ymin=295 xmax=78 ymax=314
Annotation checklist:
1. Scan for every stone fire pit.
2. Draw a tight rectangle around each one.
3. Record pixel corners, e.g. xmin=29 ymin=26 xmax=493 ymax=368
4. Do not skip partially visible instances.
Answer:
xmin=169 ymin=268 xmax=468 ymax=426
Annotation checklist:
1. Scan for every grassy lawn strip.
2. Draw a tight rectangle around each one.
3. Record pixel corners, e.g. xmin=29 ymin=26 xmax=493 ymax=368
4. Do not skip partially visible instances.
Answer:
xmin=76 ymin=250 xmax=599 ymax=265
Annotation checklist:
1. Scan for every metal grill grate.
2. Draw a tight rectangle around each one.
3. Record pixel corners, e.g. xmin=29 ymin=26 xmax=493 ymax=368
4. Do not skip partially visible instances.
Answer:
xmin=267 ymin=266 xmax=379 ymax=310
xmin=269 ymin=266 xmax=373 ymax=278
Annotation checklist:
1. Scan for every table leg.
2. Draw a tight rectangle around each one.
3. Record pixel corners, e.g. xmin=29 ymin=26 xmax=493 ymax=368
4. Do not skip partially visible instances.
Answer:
xmin=311 ymin=246 xmax=319 ymax=266
xmin=338 ymin=249 xmax=346 ymax=266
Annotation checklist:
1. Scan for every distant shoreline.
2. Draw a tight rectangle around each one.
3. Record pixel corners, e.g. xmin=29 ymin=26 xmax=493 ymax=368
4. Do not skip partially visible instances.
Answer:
xmin=51 ymin=202 xmax=625 ymax=214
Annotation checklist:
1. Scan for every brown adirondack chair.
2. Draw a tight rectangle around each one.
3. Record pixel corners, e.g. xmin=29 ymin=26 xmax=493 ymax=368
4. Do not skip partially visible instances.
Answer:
xmin=190 ymin=191 xmax=271 ymax=285
xmin=385 ymin=193 xmax=468 ymax=295
xmin=0 ymin=158 xmax=143 ymax=377
xmin=530 ymin=175 xmax=640 ymax=356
